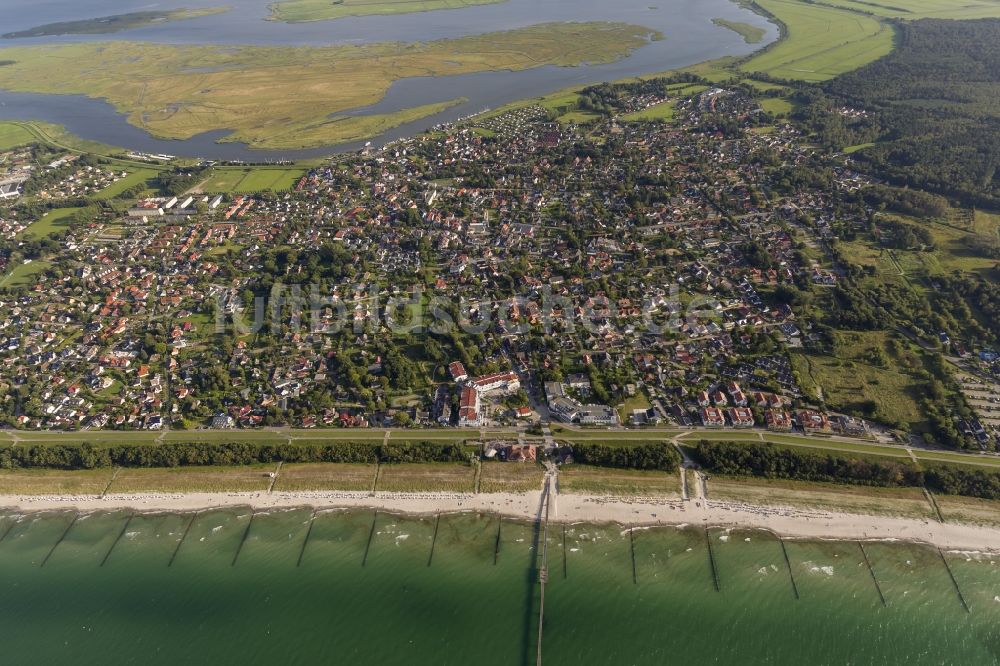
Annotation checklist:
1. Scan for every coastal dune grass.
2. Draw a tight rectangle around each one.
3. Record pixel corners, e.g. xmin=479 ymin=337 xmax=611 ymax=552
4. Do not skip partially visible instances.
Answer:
xmin=706 ymin=475 xmax=936 ymax=519
xmin=559 ymin=465 xmax=681 ymax=496
xmin=375 ymin=463 xmax=476 ymax=492
xmin=107 ymin=465 xmax=276 ymax=494
xmin=273 ymin=463 xmax=377 ymax=491
xmin=0 ymin=468 xmax=113 ymax=496
xmin=478 ymin=462 xmax=545 ymax=493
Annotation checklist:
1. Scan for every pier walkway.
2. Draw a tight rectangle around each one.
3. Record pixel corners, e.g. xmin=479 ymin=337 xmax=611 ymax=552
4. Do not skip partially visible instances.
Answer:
xmin=536 ymin=475 xmax=552 ymax=666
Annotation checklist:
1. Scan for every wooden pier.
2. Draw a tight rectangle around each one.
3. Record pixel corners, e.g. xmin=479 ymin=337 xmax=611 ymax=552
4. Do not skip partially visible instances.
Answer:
xmin=536 ymin=477 xmax=552 ymax=666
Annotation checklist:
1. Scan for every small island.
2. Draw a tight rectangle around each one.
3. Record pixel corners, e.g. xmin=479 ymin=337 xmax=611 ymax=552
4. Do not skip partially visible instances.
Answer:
xmin=712 ymin=18 xmax=766 ymax=44
xmin=269 ymin=0 xmax=508 ymax=23
xmin=2 ymin=7 xmax=230 ymax=39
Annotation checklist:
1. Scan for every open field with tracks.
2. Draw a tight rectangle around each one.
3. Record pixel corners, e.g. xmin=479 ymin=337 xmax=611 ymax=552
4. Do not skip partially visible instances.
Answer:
xmin=742 ymin=0 xmax=896 ymax=81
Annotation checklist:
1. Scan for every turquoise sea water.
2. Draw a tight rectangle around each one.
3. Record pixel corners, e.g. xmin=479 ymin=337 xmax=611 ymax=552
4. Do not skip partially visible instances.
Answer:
xmin=0 ymin=509 xmax=998 ymax=665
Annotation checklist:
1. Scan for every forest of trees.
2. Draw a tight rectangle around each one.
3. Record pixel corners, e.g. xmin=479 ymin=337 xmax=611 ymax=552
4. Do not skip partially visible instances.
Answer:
xmin=693 ymin=440 xmax=923 ymax=487
xmin=0 ymin=441 xmax=470 ymax=469
xmin=567 ymin=442 xmax=680 ymax=471
xmin=795 ymin=19 xmax=1000 ymax=208
xmin=693 ymin=440 xmax=1000 ymax=499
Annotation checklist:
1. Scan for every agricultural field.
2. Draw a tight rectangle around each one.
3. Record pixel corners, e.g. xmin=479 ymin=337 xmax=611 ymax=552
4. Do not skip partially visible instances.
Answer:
xmin=558 ymin=465 xmax=681 ymax=496
xmin=273 ymin=463 xmax=377 ymax=492
xmin=375 ymin=463 xmax=476 ymax=492
xmin=269 ymin=0 xmax=505 ymax=22
xmin=200 ymin=168 xmax=304 ymax=194
xmin=742 ymin=0 xmax=895 ymax=81
xmin=814 ymin=0 xmax=1000 ymax=19
xmin=107 ymin=465 xmax=277 ymax=493
xmin=705 ymin=475 xmax=936 ymax=519
xmin=0 ymin=23 xmax=653 ymax=149
xmin=478 ymin=462 xmax=545 ymax=493
xmin=0 ymin=468 xmax=113 ymax=496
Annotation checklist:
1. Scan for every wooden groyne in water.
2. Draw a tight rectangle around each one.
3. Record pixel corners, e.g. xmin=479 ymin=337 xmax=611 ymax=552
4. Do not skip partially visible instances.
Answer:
xmin=41 ymin=513 xmax=78 ymax=567
xmin=427 ymin=514 xmax=441 ymax=567
xmin=232 ymin=510 xmax=256 ymax=566
xmin=168 ymin=512 xmax=198 ymax=567
xmin=938 ymin=548 xmax=970 ymax=613
xmin=629 ymin=528 xmax=638 ymax=585
xmin=361 ymin=510 xmax=378 ymax=567
xmin=705 ymin=527 xmax=720 ymax=592
xmin=297 ymin=510 xmax=316 ymax=567
xmin=0 ymin=518 xmax=17 ymax=543
xmin=101 ymin=513 xmax=134 ymax=567
xmin=778 ymin=537 xmax=799 ymax=600
xmin=858 ymin=542 xmax=887 ymax=607
xmin=493 ymin=516 xmax=502 ymax=566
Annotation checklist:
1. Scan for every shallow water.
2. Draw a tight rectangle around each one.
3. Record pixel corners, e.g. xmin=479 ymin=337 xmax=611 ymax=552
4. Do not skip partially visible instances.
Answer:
xmin=0 ymin=0 xmax=776 ymax=159
xmin=0 ymin=510 xmax=998 ymax=665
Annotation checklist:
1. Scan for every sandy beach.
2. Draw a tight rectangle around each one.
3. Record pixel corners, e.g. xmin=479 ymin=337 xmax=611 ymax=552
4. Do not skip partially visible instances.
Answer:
xmin=3 ymin=490 xmax=1000 ymax=553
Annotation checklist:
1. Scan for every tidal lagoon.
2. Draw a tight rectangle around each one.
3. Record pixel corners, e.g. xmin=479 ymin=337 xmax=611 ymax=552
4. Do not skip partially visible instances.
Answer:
xmin=1 ymin=509 xmax=998 ymax=665
xmin=0 ymin=0 xmax=776 ymax=159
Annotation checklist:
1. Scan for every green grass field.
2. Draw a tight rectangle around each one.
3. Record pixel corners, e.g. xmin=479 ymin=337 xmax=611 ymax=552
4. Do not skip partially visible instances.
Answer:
xmin=269 ymin=0 xmax=505 ymax=22
xmin=18 ymin=206 xmax=78 ymax=240
xmin=0 ymin=259 xmax=51 ymax=288
xmin=621 ymin=101 xmax=676 ymax=122
xmin=200 ymin=168 xmax=303 ymax=193
xmin=93 ymin=168 xmax=158 ymax=200
xmin=0 ymin=122 xmax=35 ymax=149
xmin=813 ymin=0 xmax=1000 ymax=19
xmin=759 ymin=97 xmax=793 ymax=115
xmin=743 ymin=0 xmax=896 ymax=81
